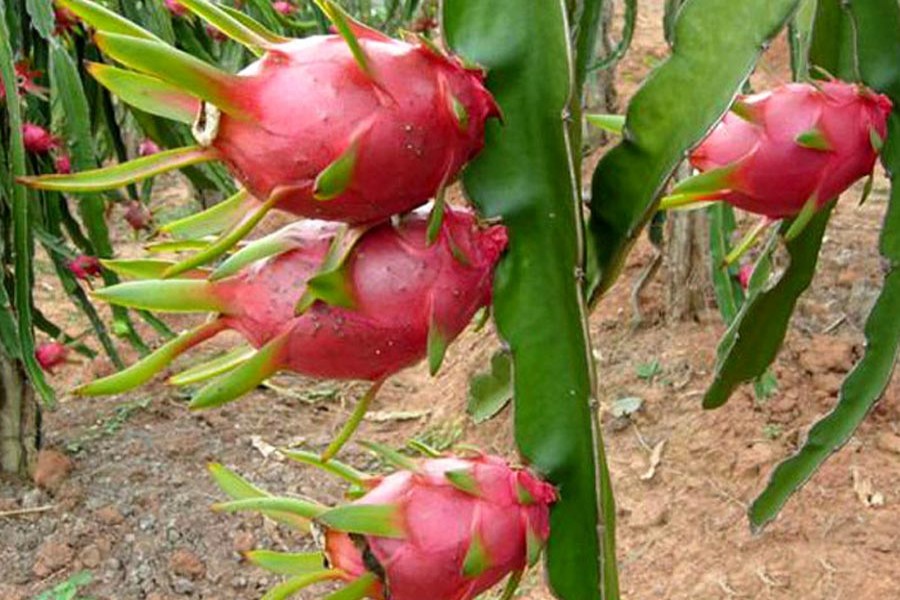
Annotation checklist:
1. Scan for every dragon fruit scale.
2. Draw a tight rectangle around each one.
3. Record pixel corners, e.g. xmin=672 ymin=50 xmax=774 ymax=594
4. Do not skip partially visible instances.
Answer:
xmin=79 ymin=206 xmax=507 ymax=411
xmin=668 ymin=80 xmax=892 ymax=221
xmin=21 ymin=0 xmax=499 ymax=229
xmin=210 ymin=452 xmax=556 ymax=600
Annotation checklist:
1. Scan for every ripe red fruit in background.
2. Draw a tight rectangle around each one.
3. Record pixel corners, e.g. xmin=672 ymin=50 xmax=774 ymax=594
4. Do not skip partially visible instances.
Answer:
xmin=22 ymin=123 xmax=58 ymax=155
xmin=67 ymin=255 xmax=103 ymax=280
xmin=35 ymin=342 xmax=68 ymax=373
xmin=690 ymin=80 xmax=892 ymax=218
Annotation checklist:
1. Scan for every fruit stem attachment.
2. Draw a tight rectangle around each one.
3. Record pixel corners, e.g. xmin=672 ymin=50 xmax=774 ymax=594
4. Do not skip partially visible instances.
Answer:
xmin=783 ymin=195 xmax=818 ymax=241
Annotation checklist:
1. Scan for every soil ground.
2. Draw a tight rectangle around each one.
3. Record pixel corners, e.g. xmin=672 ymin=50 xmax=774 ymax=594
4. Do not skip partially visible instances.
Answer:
xmin=3 ymin=2 xmax=899 ymax=599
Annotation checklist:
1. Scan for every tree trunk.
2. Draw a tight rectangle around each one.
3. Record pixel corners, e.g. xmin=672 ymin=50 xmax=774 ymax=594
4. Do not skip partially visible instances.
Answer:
xmin=664 ymin=209 xmax=710 ymax=322
xmin=0 ymin=353 xmax=40 ymax=478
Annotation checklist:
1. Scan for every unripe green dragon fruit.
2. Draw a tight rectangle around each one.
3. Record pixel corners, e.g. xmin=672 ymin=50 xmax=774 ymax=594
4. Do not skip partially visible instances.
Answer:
xmin=209 ymin=449 xmax=555 ymax=600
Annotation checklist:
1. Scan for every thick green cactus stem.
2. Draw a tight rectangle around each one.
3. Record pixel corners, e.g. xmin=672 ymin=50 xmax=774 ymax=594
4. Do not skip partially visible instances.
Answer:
xmin=320 ymin=379 xmax=385 ymax=462
xmin=92 ymin=279 xmax=223 ymax=312
xmin=189 ymin=333 xmax=288 ymax=409
xmin=261 ymin=570 xmax=345 ymax=600
xmin=16 ymin=146 xmax=215 ymax=192
xmin=173 ymin=0 xmax=273 ymax=55
xmin=316 ymin=503 xmax=405 ymax=537
xmin=244 ymin=550 xmax=329 ymax=576
xmin=93 ymin=33 xmax=246 ymax=117
xmin=87 ymin=63 xmax=200 ymax=124
xmin=57 ymin=0 xmax=162 ymax=42
xmin=161 ymin=189 xmax=251 ymax=240
xmin=162 ymin=193 xmax=279 ymax=278
xmin=74 ymin=320 xmax=227 ymax=396
xmin=168 ymin=346 xmax=255 ymax=386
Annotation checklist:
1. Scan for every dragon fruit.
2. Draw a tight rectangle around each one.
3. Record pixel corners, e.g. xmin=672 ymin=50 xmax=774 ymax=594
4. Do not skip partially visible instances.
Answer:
xmin=35 ymin=342 xmax=68 ymax=373
xmin=21 ymin=0 xmax=499 ymax=233
xmin=210 ymin=451 xmax=555 ymax=600
xmin=79 ymin=207 xmax=506 ymax=412
xmin=22 ymin=123 xmax=58 ymax=155
xmin=67 ymin=255 xmax=103 ymax=280
xmin=164 ymin=0 xmax=188 ymax=17
xmin=669 ymin=80 xmax=892 ymax=221
xmin=271 ymin=0 xmax=296 ymax=15
xmin=55 ymin=153 xmax=72 ymax=174
xmin=0 ymin=60 xmax=48 ymax=101
xmin=137 ymin=139 xmax=161 ymax=157
xmin=123 ymin=201 xmax=153 ymax=231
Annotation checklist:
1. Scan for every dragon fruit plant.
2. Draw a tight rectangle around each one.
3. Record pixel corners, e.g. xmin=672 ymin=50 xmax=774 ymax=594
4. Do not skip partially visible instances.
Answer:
xmin=208 ymin=447 xmax=555 ymax=600
xmin=18 ymin=0 xmax=499 ymax=276
xmin=661 ymin=80 xmax=892 ymax=245
xmin=80 ymin=206 xmax=506 ymax=457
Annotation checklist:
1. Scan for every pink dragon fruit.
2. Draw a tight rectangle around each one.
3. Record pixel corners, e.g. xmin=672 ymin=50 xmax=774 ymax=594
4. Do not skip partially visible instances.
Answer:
xmin=737 ymin=263 xmax=753 ymax=291
xmin=163 ymin=0 xmax=187 ymax=17
xmin=55 ymin=153 xmax=72 ymax=174
xmin=677 ymin=80 xmax=892 ymax=220
xmin=35 ymin=342 xmax=68 ymax=373
xmin=271 ymin=0 xmax=296 ymax=15
xmin=22 ymin=123 xmax=58 ymax=155
xmin=67 ymin=255 xmax=103 ymax=280
xmin=198 ymin=31 xmax=498 ymax=225
xmin=0 ymin=60 xmax=48 ymax=101
xmin=137 ymin=139 xmax=161 ymax=157
xmin=326 ymin=454 xmax=555 ymax=599
xmin=210 ymin=451 xmax=555 ymax=600
xmin=22 ymin=0 xmax=499 ymax=228
xmin=123 ymin=201 xmax=152 ymax=231
xmin=53 ymin=3 xmax=80 ymax=35
xmin=79 ymin=207 xmax=507 ymax=411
